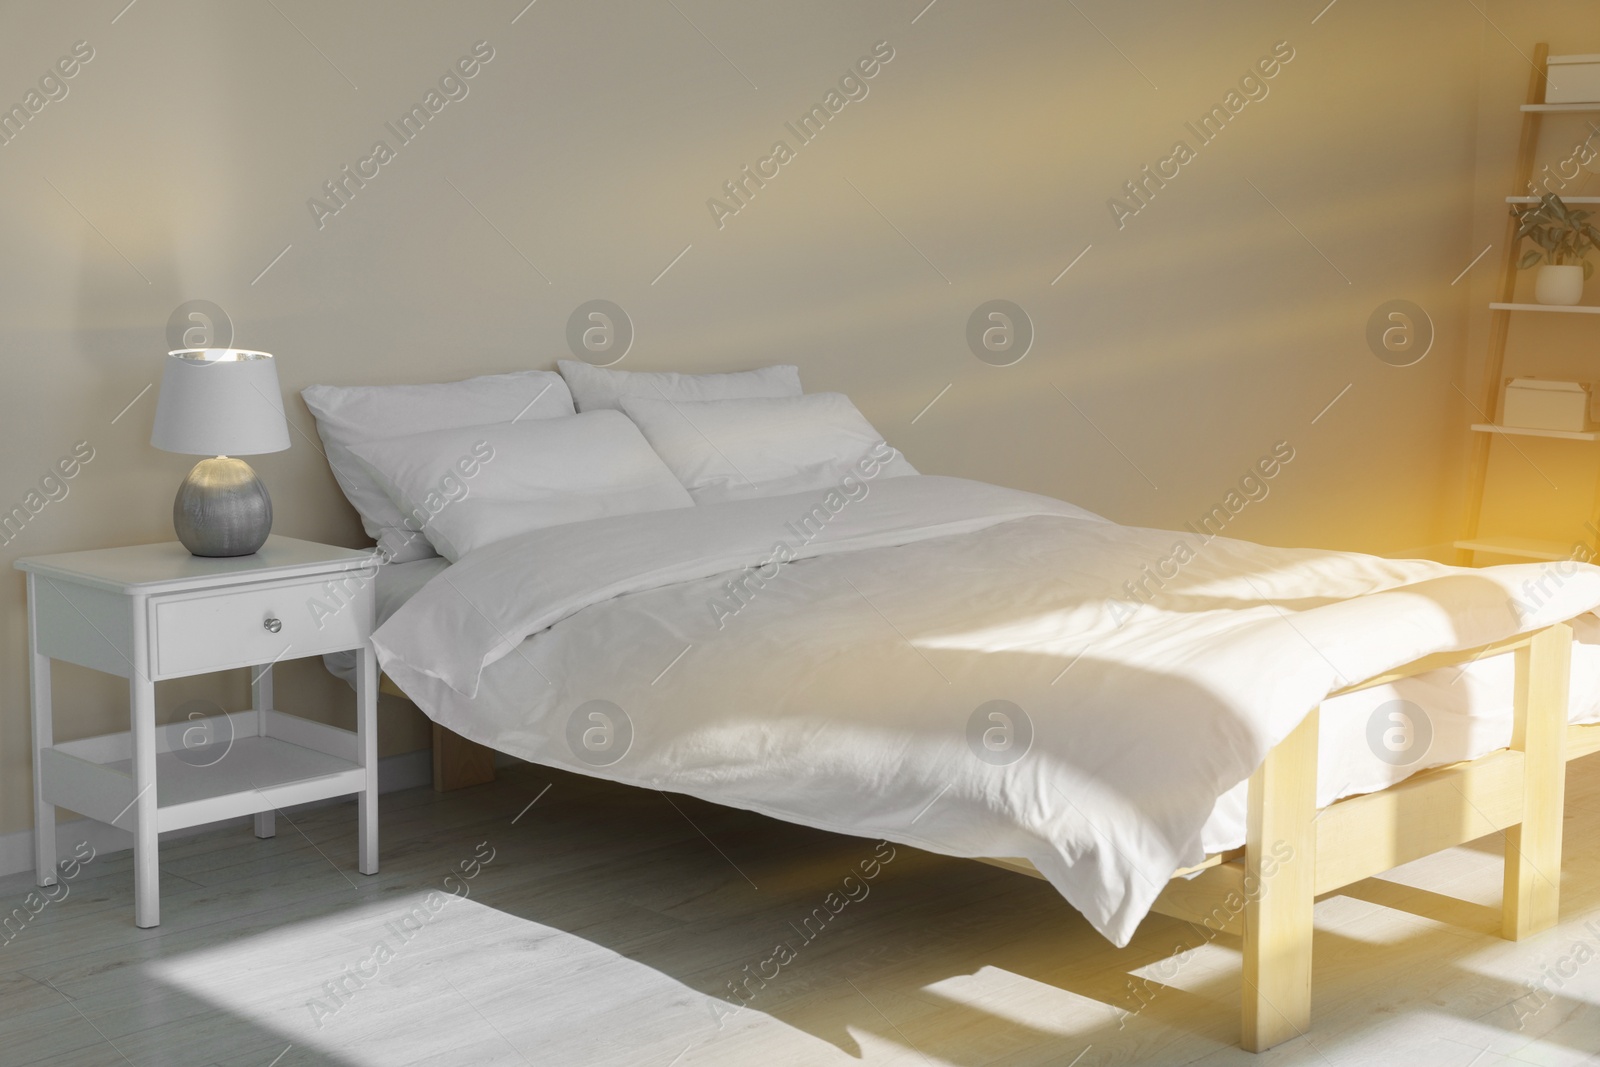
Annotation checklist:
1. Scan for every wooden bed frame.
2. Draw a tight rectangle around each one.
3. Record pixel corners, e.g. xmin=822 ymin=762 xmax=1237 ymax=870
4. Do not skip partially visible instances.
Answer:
xmin=994 ymin=623 xmax=1576 ymax=1050
xmin=382 ymin=622 xmax=1584 ymax=1052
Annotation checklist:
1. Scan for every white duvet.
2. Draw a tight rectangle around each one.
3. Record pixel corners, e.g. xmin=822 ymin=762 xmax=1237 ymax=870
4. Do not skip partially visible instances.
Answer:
xmin=373 ymin=476 xmax=1600 ymax=946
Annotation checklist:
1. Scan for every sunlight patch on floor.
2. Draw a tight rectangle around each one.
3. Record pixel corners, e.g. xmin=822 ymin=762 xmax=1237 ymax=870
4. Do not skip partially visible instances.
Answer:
xmin=144 ymin=892 xmax=725 ymax=1065
xmin=920 ymin=965 xmax=1107 ymax=1034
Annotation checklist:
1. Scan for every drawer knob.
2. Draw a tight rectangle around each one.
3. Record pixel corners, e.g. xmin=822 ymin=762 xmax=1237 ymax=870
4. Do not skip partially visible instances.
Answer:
xmin=263 ymin=617 xmax=282 ymax=634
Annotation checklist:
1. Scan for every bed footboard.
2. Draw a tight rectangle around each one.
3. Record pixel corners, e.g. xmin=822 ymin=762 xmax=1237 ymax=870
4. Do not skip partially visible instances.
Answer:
xmin=1503 ymin=624 xmax=1571 ymax=939
xmin=1240 ymin=707 xmax=1318 ymax=1051
xmin=1236 ymin=621 xmax=1571 ymax=1050
xmin=988 ymin=622 xmax=1575 ymax=1053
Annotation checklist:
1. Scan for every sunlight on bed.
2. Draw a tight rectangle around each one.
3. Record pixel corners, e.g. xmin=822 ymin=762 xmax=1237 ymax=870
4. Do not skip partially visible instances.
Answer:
xmin=916 ymin=609 xmax=1102 ymax=655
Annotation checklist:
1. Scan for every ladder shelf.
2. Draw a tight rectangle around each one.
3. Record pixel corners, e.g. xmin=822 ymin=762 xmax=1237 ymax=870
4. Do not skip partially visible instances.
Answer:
xmin=1460 ymin=42 xmax=1600 ymax=565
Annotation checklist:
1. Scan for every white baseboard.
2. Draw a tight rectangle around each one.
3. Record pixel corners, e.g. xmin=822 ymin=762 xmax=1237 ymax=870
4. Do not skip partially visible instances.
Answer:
xmin=0 ymin=748 xmax=434 ymax=881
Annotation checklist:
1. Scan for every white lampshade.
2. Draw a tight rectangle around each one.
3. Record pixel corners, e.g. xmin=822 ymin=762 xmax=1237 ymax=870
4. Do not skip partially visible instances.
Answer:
xmin=151 ymin=349 xmax=291 ymax=457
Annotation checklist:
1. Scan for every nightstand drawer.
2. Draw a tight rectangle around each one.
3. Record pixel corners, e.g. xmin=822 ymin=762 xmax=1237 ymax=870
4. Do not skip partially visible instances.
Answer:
xmin=150 ymin=576 xmax=369 ymax=678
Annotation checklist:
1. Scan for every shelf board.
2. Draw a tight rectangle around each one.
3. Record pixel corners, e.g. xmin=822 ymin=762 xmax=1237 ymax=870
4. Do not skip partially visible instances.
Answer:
xmin=1471 ymin=422 xmax=1600 ymax=441
xmin=102 ymin=736 xmax=364 ymax=832
xmin=1454 ymin=536 xmax=1574 ymax=562
xmin=1508 ymin=196 xmax=1600 ymax=204
xmin=1521 ymin=102 xmax=1600 ymax=112
xmin=1489 ymin=302 xmax=1600 ymax=314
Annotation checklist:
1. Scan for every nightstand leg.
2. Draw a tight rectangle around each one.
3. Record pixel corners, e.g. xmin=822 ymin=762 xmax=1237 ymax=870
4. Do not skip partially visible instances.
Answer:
xmin=356 ymin=644 xmax=378 ymax=875
xmin=28 ymin=575 xmax=57 ymax=887
xmin=252 ymin=662 xmax=276 ymax=840
xmin=130 ymin=672 xmax=160 ymax=928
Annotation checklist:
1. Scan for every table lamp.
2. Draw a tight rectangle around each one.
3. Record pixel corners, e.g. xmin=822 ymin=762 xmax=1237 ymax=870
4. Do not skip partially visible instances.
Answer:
xmin=150 ymin=349 xmax=291 ymax=557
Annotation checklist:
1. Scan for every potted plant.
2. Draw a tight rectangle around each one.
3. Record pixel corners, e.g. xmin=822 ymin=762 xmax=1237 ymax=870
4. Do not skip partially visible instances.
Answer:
xmin=1513 ymin=192 xmax=1600 ymax=304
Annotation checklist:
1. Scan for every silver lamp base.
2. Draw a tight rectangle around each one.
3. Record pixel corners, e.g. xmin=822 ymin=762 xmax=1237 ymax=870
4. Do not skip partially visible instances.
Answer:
xmin=174 ymin=456 xmax=273 ymax=557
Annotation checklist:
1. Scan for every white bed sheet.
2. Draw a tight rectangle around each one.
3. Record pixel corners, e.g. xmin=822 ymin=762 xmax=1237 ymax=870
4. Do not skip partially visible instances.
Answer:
xmin=338 ymin=559 xmax=1600 ymax=853
xmin=368 ymin=476 xmax=1600 ymax=945
xmin=323 ymin=557 xmax=450 ymax=685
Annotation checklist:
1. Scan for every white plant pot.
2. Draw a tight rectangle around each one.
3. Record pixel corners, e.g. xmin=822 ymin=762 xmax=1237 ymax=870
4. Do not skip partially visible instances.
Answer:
xmin=1536 ymin=264 xmax=1586 ymax=305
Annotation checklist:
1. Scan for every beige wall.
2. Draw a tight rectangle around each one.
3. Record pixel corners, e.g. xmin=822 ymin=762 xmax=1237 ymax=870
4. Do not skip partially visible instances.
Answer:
xmin=0 ymin=0 xmax=1500 ymax=837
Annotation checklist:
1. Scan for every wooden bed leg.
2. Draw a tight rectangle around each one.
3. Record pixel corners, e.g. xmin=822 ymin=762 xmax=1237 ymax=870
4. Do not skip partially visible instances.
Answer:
xmin=1241 ymin=708 xmax=1319 ymax=1053
xmin=433 ymin=722 xmax=497 ymax=792
xmin=1503 ymin=623 xmax=1570 ymax=940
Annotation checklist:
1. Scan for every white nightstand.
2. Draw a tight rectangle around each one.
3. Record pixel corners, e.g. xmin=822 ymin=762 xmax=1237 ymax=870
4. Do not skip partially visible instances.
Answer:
xmin=16 ymin=536 xmax=381 ymax=928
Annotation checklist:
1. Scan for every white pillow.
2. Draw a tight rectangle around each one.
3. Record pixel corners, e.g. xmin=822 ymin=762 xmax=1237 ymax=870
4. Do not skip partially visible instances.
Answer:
xmin=618 ymin=393 xmax=917 ymax=503
xmin=347 ymin=410 xmax=693 ymax=562
xmin=558 ymin=360 xmax=801 ymax=413
xmin=302 ymin=371 xmax=574 ymax=563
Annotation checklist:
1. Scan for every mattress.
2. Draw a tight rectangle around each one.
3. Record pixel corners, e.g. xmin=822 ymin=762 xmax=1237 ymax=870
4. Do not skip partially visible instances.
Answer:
xmin=1202 ymin=613 xmax=1600 ymax=853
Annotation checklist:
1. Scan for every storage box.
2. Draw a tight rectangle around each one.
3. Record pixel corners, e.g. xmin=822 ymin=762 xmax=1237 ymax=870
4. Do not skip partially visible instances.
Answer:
xmin=1502 ymin=377 xmax=1595 ymax=431
xmin=1546 ymin=55 xmax=1600 ymax=104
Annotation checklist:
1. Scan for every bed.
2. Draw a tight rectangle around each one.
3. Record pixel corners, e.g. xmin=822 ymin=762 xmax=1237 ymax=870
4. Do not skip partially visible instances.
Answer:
xmin=305 ymin=366 xmax=1600 ymax=1052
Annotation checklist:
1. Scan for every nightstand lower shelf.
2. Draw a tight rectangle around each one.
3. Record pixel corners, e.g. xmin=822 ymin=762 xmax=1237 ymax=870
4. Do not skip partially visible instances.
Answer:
xmin=41 ymin=710 xmax=366 ymax=834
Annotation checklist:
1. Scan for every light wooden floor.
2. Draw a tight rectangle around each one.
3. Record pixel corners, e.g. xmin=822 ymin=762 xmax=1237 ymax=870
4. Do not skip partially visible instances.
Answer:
xmin=6 ymin=757 xmax=1600 ymax=1067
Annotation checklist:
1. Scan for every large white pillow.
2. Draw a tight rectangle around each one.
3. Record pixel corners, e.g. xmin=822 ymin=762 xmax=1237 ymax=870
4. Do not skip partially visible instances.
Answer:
xmin=302 ymin=371 xmax=573 ymax=563
xmin=618 ymin=393 xmax=917 ymax=503
xmin=557 ymin=360 xmax=801 ymax=413
xmin=347 ymin=410 xmax=693 ymax=562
